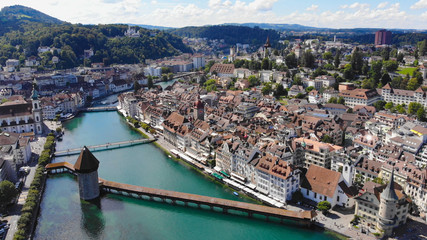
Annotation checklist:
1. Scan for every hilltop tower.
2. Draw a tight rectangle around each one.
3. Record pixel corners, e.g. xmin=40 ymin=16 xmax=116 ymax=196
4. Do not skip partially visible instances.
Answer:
xmin=194 ymin=97 xmax=204 ymax=121
xmin=74 ymin=147 xmax=100 ymax=200
xmin=31 ymin=84 xmax=43 ymax=134
xmin=263 ymin=36 xmax=272 ymax=58
xmin=377 ymin=170 xmax=398 ymax=236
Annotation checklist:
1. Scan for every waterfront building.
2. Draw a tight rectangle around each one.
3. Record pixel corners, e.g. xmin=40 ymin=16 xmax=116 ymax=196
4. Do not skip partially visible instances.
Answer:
xmin=301 ymin=164 xmax=354 ymax=208
xmin=255 ymin=153 xmax=300 ymax=202
xmin=74 ymin=146 xmax=100 ymax=200
xmin=215 ymin=139 xmax=240 ymax=174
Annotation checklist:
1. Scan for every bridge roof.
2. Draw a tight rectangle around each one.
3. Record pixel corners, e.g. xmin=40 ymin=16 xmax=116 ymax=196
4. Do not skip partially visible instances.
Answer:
xmin=74 ymin=146 xmax=99 ymax=173
xmin=100 ymin=178 xmax=315 ymax=221
xmin=45 ymin=161 xmax=75 ymax=171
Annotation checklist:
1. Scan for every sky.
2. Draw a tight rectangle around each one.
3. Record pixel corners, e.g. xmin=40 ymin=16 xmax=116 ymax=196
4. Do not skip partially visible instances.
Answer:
xmin=1 ymin=0 xmax=427 ymax=29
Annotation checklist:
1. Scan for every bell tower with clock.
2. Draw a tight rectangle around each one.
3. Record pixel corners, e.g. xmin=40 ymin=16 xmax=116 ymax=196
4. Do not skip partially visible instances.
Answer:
xmin=194 ymin=97 xmax=204 ymax=121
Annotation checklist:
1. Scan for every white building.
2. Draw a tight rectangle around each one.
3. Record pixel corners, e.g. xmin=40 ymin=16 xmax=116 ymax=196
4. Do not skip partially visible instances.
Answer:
xmin=381 ymin=83 xmax=427 ymax=108
xmin=301 ymin=164 xmax=354 ymax=208
xmin=193 ymin=55 xmax=206 ymax=69
xmin=255 ymin=153 xmax=301 ymax=203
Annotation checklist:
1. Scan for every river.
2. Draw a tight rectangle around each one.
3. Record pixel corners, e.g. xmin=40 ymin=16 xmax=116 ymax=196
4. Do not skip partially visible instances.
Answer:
xmin=33 ymin=111 xmax=336 ymax=240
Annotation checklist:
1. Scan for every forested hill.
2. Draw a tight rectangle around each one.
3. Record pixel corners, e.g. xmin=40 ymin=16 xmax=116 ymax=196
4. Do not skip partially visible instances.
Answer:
xmin=169 ymin=25 xmax=280 ymax=45
xmin=0 ymin=5 xmax=64 ymax=35
xmin=0 ymin=5 xmax=191 ymax=69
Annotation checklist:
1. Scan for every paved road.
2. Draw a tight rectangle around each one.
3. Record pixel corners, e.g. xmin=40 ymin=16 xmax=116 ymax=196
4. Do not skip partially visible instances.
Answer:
xmin=4 ymin=136 xmax=46 ymax=240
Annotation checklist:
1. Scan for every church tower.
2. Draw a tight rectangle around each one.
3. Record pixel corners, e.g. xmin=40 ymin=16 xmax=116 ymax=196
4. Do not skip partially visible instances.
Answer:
xmin=74 ymin=147 xmax=100 ymax=201
xmin=31 ymin=84 xmax=43 ymax=134
xmin=194 ymin=97 xmax=204 ymax=121
xmin=377 ymin=170 xmax=398 ymax=236
xmin=263 ymin=36 xmax=272 ymax=58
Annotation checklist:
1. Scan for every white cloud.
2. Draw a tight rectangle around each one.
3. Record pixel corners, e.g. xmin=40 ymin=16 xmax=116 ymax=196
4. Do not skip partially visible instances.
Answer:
xmin=411 ymin=0 xmax=427 ymax=9
xmin=0 ymin=0 xmax=425 ymax=29
xmin=377 ymin=2 xmax=388 ymax=9
xmin=348 ymin=2 xmax=369 ymax=9
xmin=306 ymin=4 xmax=318 ymax=11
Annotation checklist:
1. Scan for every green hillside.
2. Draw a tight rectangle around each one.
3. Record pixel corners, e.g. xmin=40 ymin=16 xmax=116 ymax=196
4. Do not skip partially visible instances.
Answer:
xmin=0 ymin=5 xmax=191 ymax=69
xmin=169 ymin=25 xmax=280 ymax=45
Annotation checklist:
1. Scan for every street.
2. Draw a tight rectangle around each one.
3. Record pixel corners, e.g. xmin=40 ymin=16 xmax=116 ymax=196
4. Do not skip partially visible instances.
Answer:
xmin=4 ymin=136 xmax=46 ymax=240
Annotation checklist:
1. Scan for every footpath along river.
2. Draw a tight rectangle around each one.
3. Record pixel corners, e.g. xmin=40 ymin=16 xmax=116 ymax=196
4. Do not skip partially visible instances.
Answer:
xmin=33 ymin=111 xmax=338 ymax=240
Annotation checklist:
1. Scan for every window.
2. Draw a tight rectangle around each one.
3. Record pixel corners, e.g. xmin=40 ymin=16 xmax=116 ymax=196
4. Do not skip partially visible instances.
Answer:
xmin=337 ymin=196 xmax=340 ymax=202
xmin=314 ymin=193 xmax=317 ymax=198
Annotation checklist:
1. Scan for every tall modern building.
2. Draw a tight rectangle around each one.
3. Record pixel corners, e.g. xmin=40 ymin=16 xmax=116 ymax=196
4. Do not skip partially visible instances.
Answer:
xmin=375 ymin=29 xmax=392 ymax=45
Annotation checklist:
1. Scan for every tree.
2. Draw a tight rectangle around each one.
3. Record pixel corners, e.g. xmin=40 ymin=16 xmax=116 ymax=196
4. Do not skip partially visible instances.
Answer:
xmin=317 ymin=201 xmax=332 ymax=215
xmin=285 ymin=53 xmax=298 ymax=69
xmin=301 ymin=50 xmax=315 ymax=68
xmin=383 ymin=60 xmax=398 ymax=72
xmin=328 ymin=97 xmax=337 ymax=104
xmin=323 ymin=52 xmax=333 ymax=63
xmin=261 ymin=84 xmax=273 ymax=95
xmin=334 ymin=49 xmax=341 ymax=68
xmin=418 ymin=39 xmax=426 ymax=57
xmin=343 ymin=64 xmax=354 ymax=80
xmin=408 ymin=102 xmax=423 ymax=115
xmin=134 ymin=80 xmax=141 ymax=93
xmin=407 ymin=78 xmax=420 ymax=91
xmin=380 ymin=73 xmax=392 ymax=86
xmin=248 ymin=75 xmax=259 ymax=87
xmin=354 ymin=173 xmax=364 ymax=187
xmin=321 ymin=135 xmax=333 ymax=143
xmin=372 ymin=177 xmax=384 ymax=184
xmin=274 ymin=84 xmax=287 ymax=97
xmin=261 ymin=58 xmax=270 ymax=70
xmin=147 ymin=76 xmax=153 ymax=89
xmin=305 ymin=86 xmax=315 ymax=93
xmin=417 ymin=107 xmax=426 ymax=122
xmin=0 ymin=180 xmax=18 ymax=209
xmin=351 ymin=47 xmax=364 ymax=73
xmin=337 ymin=96 xmax=345 ymax=105
xmin=385 ymin=102 xmax=394 ymax=110
xmin=373 ymin=100 xmax=386 ymax=111
xmin=395 ymin=104 xmax=406 ymax=114
xmin=295 ymin=93 xmax=305 ymax=99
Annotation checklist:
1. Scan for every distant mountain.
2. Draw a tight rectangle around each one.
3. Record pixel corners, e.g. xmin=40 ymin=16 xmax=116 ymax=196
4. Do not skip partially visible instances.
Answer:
xmin=225 ymin=23 xmax=321 ymax=32
xmin=224 ymin=23 xmax=426 ymax=34
xmin=169 ymin=25 xmax=280 ymax=45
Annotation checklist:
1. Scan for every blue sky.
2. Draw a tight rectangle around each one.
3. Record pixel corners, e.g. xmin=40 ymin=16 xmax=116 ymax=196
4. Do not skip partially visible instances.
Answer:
xmin=1 ymin=0 xmax=427 ymax=29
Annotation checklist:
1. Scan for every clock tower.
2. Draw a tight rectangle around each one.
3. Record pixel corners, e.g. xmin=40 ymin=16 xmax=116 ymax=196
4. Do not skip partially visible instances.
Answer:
xmin=31 ymin=84 xmax=43 ymax=134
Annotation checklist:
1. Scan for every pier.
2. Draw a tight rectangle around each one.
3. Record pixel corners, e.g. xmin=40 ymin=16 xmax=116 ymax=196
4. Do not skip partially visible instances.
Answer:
xmin=54 ymin=138 xmax=156 ymax=156
xmin=45 ymin=162 xmax=316 ymax=226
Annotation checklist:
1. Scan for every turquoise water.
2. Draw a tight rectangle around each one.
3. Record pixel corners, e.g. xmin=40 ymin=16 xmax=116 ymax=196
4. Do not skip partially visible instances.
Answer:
xmin=34 ymin=112 xmax=335 ymax=240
